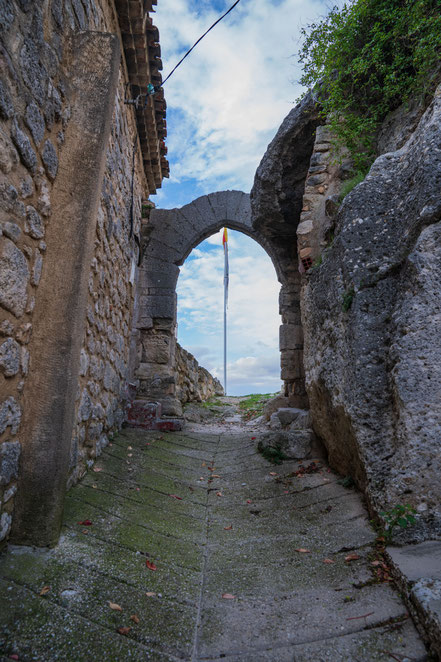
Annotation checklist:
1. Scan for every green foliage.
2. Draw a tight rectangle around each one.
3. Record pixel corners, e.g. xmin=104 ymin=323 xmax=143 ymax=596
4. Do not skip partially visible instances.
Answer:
xmin=379 ymin=504 xmax=417 ymax=542
xmin=299 ymin=0 xmax=441 ymax=170
xmin=338 ymin=171 xmax=366 ymax=201
xmin=257 ymin=441 xmax=288 ymax=465
xmin=338 ymin=474 xmax=355 ymax=488
xmin=342 ymin=286 xmax=355 ymax=312
xmin=239 ymin=393 xmax=275 ymax=420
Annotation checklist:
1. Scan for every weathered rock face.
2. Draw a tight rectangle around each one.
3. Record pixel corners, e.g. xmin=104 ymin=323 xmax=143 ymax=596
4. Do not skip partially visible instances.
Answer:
xmin=302 ymin=84 xmax=441 ymax=539
xmin=175 ymin=343 xmax=223 ymax=404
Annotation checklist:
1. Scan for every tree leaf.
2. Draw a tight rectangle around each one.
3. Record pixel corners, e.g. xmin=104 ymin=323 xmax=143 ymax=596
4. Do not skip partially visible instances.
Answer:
xmin=108 ymin=602 xmax=123 ymax=611
xmin=93 ymin=467 xmax=103 ymax=473
xmin=77 ymin=520 xmax=93 ymax=526
xmin=323 ymin=558 xmax=335 ymax=564
xmin=146 ymin=560 xmax=157 ymax=571
xmin=294 ymin=548 xmax=310 ymax=553
xmin=216 ymin=492 xmax=223 ymax=497
xmin=130 ymin=614 xmax=140 ymax=624
xmin=145 ymin=592 xmax=156 ymax=597
xmin=345 ymin=553 xmax=360 ymax=562
xmin=39 ymin=586 xmax=50 ymax=596
xmin=224 ymin=525 xmax=233 ymax=530
xmin=117 ymin=627 xmax=132 ymax=635
xmin=222 ymin=593 xmax=235 ymax=599
xmin=169 ymin=494 xmax=182 ymax=500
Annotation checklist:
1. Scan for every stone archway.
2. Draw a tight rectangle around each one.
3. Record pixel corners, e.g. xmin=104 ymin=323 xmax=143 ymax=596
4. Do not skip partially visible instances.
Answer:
xmin=133 ymin=190 xmax=306 ymax=416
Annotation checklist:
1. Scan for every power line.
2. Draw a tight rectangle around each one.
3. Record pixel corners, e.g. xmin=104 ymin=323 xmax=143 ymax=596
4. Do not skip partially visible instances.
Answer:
xmin=161 ymin=0 xmax=242 ymax=88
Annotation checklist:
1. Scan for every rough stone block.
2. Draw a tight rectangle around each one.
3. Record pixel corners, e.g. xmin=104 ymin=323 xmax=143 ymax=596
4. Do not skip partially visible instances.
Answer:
xmin=41 ymin=139 xmax=58 ymax=180
xmin=25 ymin=205 xmax=44 ymax=239
xmin=0 ymin=338 xmax=20 ymax=376
xmin=0 ymin=512 xmax=12 ymax=542
xmin=11 ymin=120 xmax=37 ymax=173
xmin=0 ymin=80 xmax=14 ymax=119
xmin=0 ymin=127 xmax=19 ymax=174
xmin=279 ymin=324 xmax=303 ymax=350
xmin=144 ymin=294 xmax=176 ymax=319
xmin=0 ymin=440 xmax=21 ymax=485
xmin=25 ymin=102 xmax=45 ymax=145
xmin=0 ymin=238 xmax=29 ymax=317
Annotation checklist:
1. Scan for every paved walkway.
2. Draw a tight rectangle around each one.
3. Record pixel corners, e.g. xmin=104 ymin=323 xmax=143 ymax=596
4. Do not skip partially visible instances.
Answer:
xmin=0 ymin=425 xmax=428 ymax=661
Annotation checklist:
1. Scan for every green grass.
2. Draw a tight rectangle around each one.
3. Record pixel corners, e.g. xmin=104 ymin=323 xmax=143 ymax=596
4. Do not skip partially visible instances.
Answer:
xmin=238 ymin=393 xmax=276 ymax=421
xmin=257 ymin=441 xmax=288 ymax=465
xmin=339 ymin=171 xmax=366 ymax=202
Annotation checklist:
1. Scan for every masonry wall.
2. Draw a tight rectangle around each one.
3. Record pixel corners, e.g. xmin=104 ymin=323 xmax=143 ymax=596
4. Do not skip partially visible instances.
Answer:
xmin=0 ymin=0 xmax=150 ymax=546
xmin=175 ymin=343 xmax=224 ymax=405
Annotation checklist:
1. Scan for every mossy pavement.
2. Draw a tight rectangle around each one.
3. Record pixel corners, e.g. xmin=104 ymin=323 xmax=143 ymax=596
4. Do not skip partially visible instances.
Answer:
xmin=0 ymin=413 xmax=429 ymax=661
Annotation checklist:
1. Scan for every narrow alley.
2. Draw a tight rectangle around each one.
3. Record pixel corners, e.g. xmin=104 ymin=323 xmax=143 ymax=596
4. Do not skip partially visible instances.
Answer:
xmin=0 ymin=403 xmax=427 ymax=661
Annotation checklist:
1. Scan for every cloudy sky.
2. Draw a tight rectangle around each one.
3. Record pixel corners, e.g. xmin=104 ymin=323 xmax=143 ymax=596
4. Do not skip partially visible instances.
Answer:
xmin=151 ymin=0 xmax=340 ymax=395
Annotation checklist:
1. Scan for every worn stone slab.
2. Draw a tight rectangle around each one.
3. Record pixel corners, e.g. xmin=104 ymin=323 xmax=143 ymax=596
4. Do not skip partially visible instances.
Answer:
xmin=0 ymin=422 xmax=427 ymax=660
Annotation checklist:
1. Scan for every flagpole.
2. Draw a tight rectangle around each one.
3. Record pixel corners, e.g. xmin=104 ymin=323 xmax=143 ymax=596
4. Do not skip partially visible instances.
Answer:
xmin=223 ymin=228 xmax=229 ymax=396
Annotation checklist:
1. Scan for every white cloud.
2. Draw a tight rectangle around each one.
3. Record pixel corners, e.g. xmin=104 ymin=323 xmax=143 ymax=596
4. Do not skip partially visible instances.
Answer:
xmin=177 ymin=230 xmax=282 ymax=394
xmin=153 ymin=0 xmax=337 ymax=196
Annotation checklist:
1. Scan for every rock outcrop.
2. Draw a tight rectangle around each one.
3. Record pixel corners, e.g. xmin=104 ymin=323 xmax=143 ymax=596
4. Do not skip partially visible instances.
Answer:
xmin=302 ymin=84 xmax=441 ymax=539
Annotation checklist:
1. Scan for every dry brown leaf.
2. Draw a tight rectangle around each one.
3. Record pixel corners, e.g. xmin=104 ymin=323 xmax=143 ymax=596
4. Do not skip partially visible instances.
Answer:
xmin=130 ymin=614 xmax=140 ymax=624
xmin=127 ymin=446 xmax=133 ymax=450
xmin=82 ymin=529 xmax=89 ymax=535
xmin=108 ymin=601 xmax=123 ymax=611
xmin=145 ymin=592 xmax=156 ymax=597
xmin=222 ymin=593 xmax=235 ymax=599
xmin=208 ymin=466 xmax=215 ymax=471
xmin=269 ymin=472 xmax=278 ymax=476
xmin=201 ymin=462 xmax=206 ymax=467
xmin=93 ymin=467 xmax=103 ymax=473
xmin=127 ymin=453 xmax=133 ymax=458
xmin=345 ymin=553 xmax=360 ymax=562
xmin=117 ymin=626 xmax=131 ymax=636
xmin=371 ymin=560 xmax=381 ymax=567
xmin=39 ymin=586 xmax=50 ymax=596
xmin=216 ymin=492 xmax=223 ymax=497
xmin=224 ymin=525 xmax=233 ymax=530
xmin=294 ymin=548 xmax=310 ymax=553
xmin=323 ymin=558 xmax=335 ymax=564
xmin=92 ymin=484 xmax=97 ymax=489
xmin=212 ymin=474 xmax=221 ymax=478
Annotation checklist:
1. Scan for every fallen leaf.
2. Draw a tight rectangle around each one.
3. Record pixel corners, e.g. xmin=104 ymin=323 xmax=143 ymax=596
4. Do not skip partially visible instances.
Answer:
xmin=199 ymin=477 xmax=205 ymax=481
xmin=169 ymin=494 xmax=183 ymax=500
xmin=82 ymin=529 xmax=89 ymax=535
xmin=127 ymin=453 xmax=133 ymax=458
xmin=246 ymin=499 xmax=252 ymax=504
xmin=201 ymin=462 xmax=206 ymax=467
xmin=294 ymin=548 xmax=310 ymax=553
xmin=128 ymin=446 xmax=133 ymax=450
xmin=93 ymin=467 xmax=103 ymax=473
xmin=145 ymin=592 xmax=156 ymax=597
xmin=323 ymin=558 xmax=335 ymax=564
xmin=224 ymin=525 xmax=233 ymax=530
xmin=146 ymin=560 xmax=157 ymax=571
xmin=251 ymin=437 xmax=256 ymax=440
xmin=136 ymin=487 xmax=140 ymax=492
xmin=108 ymin=601 xmax=123 ymax=611
xmin=269 ymin=472 xmax=277 ymax=476
xmin=345 ymin=553 xmax=360 ymax=562
xmin=208 ymin=466 xmax=215 ymax=471
xmin=130 ymin=614 xmax=140 ymax=624
xmin=9 ymin=655 xmax=19 ymax=660
xmin=371 ymin=560 xmax=381 ymax=567
xmin=212 ymin=474 xmax=221 ymax=478
xmin=39 ymin=586 xmax=50 ymax=596
xmin=77 ymin=520 xmax=93 ymax=526
xmin=117 ymin=626 xmax=132 ymax=635
xmin=92 ymin=484 xmax=97 ymax=489
xmin=216 ymin=492 xmax=223 ymax=497
xmin=222 ymin=593 xmax=235 ymax=599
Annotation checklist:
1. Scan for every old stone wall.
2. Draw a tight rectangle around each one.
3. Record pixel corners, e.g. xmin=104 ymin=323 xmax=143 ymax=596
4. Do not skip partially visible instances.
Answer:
xmin=175 ymin=343 xmax=223 ymax=404
xmin=67 ymin=70 xmax=146 ymax=487
xmin=0 ymin=0 xmax=164 ymax=547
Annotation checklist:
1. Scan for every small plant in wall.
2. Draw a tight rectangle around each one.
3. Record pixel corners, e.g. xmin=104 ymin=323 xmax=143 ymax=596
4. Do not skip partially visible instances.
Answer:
xmin=342 ymin=286 xmax=355 ymax=312
xmin=378 ymin=504 xmax=417 ymax=543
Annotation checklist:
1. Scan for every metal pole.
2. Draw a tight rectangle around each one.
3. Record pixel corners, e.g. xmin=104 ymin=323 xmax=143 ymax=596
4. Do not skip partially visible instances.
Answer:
xmin=223 ymin=240 xmax=228 ymax=396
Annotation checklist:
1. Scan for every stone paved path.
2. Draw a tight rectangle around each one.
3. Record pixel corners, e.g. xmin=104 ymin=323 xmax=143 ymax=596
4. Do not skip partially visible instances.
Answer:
xmin=0 ymin=425 xmax=428 ymax=661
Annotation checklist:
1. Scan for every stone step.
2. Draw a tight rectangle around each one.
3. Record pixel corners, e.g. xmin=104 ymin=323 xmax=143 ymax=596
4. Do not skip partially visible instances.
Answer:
xmin=126 ymin=399 xmax=184 ymax=431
